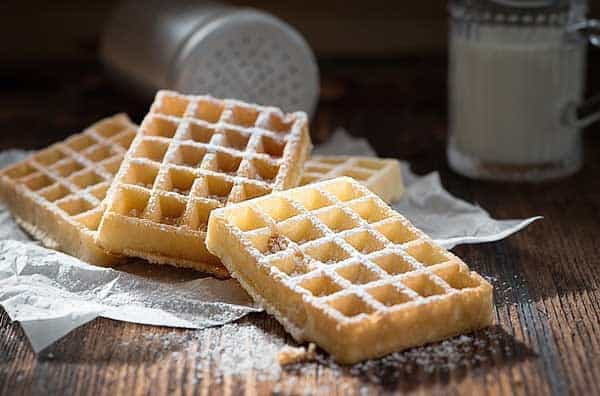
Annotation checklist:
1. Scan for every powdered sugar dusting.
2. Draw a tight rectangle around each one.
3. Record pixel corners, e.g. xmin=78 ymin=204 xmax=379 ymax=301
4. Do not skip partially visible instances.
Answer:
xmin=283 ymin=325 xmax=530 ymax=390
xmin=137 ymin=321 xmax=287 ymax=383
xmin=208 ymin=323 xmax=285 ymax=381
xmin=122 ymin=321 xmax=529 ymax=392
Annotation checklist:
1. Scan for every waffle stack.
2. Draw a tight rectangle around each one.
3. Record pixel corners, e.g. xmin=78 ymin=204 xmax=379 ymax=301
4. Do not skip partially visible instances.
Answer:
xmin=0 ymin=90 xmax=494 ymax=364
xmin=301 ymin=155 xmax=403 ymax=202
xmin=206 ymin=177 xmax=493 ymax=363
xmin=97 ymin=91 xmax=312 ymax=277
xmin=0 ymin=114 xmax=136 ymax=265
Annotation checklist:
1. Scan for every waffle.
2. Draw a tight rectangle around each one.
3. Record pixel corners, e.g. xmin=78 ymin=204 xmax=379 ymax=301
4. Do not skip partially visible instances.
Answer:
xmin=301 ymin=155 xmax=403 ymax=202
xmin=206 ymin=177 xmax=493 ymax=364
xmin=0 ymin=114 xmax=137 ymax=266
xmin=278 ymin=343 xmax=317 ymax=365
xmin=98 ymin=90 xmax=311 ymax=278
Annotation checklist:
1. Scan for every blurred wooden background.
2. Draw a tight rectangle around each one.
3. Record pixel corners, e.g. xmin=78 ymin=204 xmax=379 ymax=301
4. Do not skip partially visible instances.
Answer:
xmin=2 ymin=0 xmax=443 ymax=63
xmin=4 ymin=0 xmax=599 ymax=64
xmin=1 ymin=0 xmax=599 ymax=151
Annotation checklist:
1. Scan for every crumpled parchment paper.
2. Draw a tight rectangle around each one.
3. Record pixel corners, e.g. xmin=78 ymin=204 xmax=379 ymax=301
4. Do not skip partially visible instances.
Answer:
xmin=0 ymin=130 xmax=540 ymax=352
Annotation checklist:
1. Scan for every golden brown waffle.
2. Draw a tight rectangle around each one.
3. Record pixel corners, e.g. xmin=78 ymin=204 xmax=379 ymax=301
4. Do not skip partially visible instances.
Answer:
xmin=98 ymin=90 xmax=312 ymax=278
xmin=0 ymin=114 xmax=137 ymax=266
xmin=206 ymin=177 xmax=493 ymax=364
xmin=301 ymin=155 xmax=403 ymax=202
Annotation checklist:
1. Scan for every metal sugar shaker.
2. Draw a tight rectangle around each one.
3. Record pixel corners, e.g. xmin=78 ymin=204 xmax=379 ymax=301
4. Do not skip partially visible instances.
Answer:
xmin=101 ymin=0 xmax=320 ymax=117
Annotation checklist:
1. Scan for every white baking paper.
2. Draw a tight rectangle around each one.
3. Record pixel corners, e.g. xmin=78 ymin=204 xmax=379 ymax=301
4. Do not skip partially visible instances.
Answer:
xmin=394 ymin=170 xmax=540 ymax=249
xmin=0 ymin=132 xmax=540 ymax=353
xmin=0 ymin=240 xmax=260 ymax=352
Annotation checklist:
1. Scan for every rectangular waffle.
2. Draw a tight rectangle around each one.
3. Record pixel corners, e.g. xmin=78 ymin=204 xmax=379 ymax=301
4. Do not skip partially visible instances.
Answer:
xmin=206 ymin=177 xmax=493 ymax=364
xmin=0 ymin=114 xmax=137 ymax=266
xmin=301 ymin=155 xmax=403 ymax=202
xmin=98 ymin=90 xmax=312 ymax=278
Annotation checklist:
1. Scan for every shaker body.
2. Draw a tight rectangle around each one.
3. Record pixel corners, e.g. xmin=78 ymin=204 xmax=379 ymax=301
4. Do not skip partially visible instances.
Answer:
xmin=101 ymin=1 xmax=228 ymax=94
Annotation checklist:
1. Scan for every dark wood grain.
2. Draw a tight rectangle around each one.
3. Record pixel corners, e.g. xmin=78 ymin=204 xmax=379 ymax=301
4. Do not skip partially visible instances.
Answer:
xmin=1 ymin=56 xmax=600 ymax=396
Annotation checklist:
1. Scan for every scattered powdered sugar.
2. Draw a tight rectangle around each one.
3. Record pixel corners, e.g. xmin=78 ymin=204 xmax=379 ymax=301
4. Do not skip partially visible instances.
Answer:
xmin=129 ymin=321 xmax=525 ymax=391
xmin=280 ymin=325 xmax=526 ymax=391
xmin=206 ymin=323 xmax=286 ymax=381
xmin=332 ymin=326 xmax=522 ymax=389
xmin=484 ymin=275 xmax=498 ymax=283
xmin=348 ymin=334 xmax=486 ymax=377
xmin=138 ymin=321 xmax=287 ymax=382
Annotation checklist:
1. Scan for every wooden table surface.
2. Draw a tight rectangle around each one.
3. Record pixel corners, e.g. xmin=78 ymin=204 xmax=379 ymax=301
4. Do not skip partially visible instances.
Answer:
xmin=1 ymin=57 xmax=600 ymax=396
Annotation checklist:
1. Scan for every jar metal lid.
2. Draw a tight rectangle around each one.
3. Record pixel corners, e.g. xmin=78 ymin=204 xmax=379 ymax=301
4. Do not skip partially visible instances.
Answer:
xmin=448 ymin=0 xmax=580 ymax=26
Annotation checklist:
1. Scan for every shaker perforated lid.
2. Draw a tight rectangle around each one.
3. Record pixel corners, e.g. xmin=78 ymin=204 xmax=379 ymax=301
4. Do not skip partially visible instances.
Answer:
xmin=172 ymin=9 xmax=319 ymax=117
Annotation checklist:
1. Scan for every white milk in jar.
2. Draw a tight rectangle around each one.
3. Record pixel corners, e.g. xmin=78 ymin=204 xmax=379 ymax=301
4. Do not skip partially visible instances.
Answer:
xmin=447 ymin=0 xmax=593 ymax=181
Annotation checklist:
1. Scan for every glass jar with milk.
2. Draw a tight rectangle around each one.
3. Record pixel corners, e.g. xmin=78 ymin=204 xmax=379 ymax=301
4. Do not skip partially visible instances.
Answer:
xmin=448 ymin=0 xmax=600 ymax=181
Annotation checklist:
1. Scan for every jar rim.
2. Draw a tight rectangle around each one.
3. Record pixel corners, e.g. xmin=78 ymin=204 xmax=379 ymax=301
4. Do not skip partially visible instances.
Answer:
xmin=448 ymin=0 xmax=584 ymax=26
xmin=450 ymin=0 xmax=572 ymax=9
xmin=490 ymin=0 xmax=569 ymax=8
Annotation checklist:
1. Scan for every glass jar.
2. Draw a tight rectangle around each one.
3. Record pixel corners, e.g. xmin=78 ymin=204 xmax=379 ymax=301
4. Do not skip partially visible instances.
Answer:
xmin=447 ymin=0 xmax=599 ymax=181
